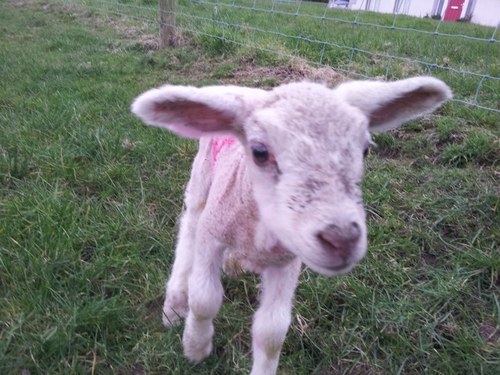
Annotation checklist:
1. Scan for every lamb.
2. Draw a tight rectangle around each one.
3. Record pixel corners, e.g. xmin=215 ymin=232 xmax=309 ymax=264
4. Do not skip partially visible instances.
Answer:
xmin=131 ymin=77 xmax=451 ymax=375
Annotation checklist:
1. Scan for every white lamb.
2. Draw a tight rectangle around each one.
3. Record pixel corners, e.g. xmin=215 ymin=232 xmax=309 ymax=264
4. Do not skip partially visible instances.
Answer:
xmin=132 ymin=77 xmax=451 ymax=375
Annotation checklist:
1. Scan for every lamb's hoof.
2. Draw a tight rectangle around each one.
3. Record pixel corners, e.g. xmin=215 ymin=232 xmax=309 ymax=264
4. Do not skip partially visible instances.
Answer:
xmin=183 ymin=334 xmax=213 ymax=363
xmin=162 ymin=291 xmax=188 ymax=327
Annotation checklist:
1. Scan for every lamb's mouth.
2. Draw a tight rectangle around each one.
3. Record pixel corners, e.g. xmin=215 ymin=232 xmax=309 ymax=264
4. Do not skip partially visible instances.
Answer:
xmin=303 ymin=258 xmax=357 ymax=277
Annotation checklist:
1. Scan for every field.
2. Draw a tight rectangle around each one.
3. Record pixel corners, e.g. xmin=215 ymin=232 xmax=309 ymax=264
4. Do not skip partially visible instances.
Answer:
xmin=0 ymin=0 xmax=499 ymax=374
xmin=68 ymin=0 xmax=500 ymax=112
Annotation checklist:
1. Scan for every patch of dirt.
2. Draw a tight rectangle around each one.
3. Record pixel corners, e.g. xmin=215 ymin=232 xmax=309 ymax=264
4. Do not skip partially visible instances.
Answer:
xmin=181 ymin=55 xmax=346 ymax=89
xmin=421 ymin=252 xmax=438 ymax=266
xmin=479 ymin=321 xmax=500 ymax=345
xmin=229 ymin=57 xmax=345 ymax=87
xmin=144 ymin=295 xmax=163 ymax=323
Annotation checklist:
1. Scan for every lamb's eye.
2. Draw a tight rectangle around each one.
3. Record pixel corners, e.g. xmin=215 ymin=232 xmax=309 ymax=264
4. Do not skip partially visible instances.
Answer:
xmin=251 ymin=143 xmax=270 ymax=166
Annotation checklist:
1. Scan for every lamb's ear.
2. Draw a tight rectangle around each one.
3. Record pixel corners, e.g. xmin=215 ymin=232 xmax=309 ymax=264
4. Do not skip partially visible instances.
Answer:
xmin=336 ymin=77 xmax=452 ymax=132
xmin=131 ymin=85 xmax=268 ymax=139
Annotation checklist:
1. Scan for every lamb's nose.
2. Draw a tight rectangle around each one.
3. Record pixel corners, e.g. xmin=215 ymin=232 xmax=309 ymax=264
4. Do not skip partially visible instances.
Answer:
xmin=317 ymin=222 xmax=361 ymax=259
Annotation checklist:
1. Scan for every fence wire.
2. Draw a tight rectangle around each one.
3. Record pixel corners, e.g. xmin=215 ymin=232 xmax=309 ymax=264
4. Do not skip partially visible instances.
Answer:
xmin=63 ymin=0 xmax=499 ymax=113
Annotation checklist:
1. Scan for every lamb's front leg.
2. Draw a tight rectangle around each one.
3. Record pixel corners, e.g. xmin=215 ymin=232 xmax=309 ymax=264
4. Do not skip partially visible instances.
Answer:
xmin=251 ymin=259 xmax=302 ymax=375
xmin=163 ymin=140 xmax=212 ymax=327
xmin=163 ymin=208 xmax=198 ymax=327
xmin=182 ymin=239 xmax=225 ymax=362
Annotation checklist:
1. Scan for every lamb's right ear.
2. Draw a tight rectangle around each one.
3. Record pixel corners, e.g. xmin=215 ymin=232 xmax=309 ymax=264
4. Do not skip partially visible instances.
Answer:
xmin=131 ymin=85 xmax=268 ymax=139
xmin=336 ymin=77 xmax=452 ymax=132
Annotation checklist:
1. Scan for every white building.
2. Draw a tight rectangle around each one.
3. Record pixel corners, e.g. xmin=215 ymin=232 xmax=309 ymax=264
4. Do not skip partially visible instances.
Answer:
xmin=328 ymin=0 xmax=499 ymax=27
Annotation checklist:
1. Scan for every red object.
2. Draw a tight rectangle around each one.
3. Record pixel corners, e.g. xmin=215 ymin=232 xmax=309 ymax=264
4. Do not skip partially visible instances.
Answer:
xmin=444 ymin=0 xmax=465 ymax=21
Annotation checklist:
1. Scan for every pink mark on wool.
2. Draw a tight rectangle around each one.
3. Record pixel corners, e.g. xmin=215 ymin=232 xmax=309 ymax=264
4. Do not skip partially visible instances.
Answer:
xmin=211 ymin=137 xmax=237 ymax=170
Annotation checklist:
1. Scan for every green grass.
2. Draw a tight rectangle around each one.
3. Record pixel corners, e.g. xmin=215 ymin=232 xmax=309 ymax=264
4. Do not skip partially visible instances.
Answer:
xmin=0 ymin=0 xmax=499 ymax=374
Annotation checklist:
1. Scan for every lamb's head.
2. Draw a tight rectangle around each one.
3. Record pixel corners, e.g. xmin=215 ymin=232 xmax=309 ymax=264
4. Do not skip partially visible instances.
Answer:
xmin=132 ymin=77 xmax=451 ymax=276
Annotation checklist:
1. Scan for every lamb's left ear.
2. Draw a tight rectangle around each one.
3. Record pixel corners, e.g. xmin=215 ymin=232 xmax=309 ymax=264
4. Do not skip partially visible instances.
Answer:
xmin=336 ymin=77 xmax=452 ymax=132
xmin=131 ymin=85 xmax=268 ymax=139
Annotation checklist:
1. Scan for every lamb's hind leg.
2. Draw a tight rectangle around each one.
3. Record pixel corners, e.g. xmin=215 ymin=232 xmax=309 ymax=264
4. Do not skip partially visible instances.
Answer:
xmin=250 ymin=259 xmax=302 ymax=375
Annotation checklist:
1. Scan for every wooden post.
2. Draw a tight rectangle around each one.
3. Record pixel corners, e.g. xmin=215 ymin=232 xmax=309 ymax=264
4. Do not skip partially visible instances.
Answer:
xmin=159 ymin=0 xmax=176 ymax=48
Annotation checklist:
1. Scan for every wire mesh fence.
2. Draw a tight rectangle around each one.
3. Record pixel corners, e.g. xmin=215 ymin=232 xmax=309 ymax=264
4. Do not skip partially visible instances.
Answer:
xmin=63 ymin=0 xmax=499 ymax=112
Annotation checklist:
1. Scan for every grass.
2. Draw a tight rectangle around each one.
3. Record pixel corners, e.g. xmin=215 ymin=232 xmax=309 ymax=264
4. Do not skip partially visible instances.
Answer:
xmin=0 ymin=0 xmax=499 ymax=374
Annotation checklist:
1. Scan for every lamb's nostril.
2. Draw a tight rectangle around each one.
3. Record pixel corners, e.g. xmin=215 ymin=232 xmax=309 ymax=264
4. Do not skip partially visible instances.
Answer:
xmin=317 ymin=231 xmax=339 ymax=250
xmin=349 ymin=222 xmax=361 ymax=239
xmin=317 ymin=222 xmax=361 ymax=258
